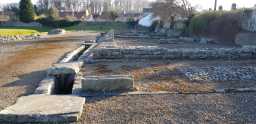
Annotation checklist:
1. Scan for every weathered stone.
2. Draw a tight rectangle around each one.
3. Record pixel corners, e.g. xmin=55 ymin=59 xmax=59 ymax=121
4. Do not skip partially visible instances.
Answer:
xmin=0 ymin=95 xmax=85 ymax=123
xmin=82 ymin=75 xmax=134 ymax=92
xmin=34 ymin=78 xmax=55 ymax=95
xmin=47 ymin=62 xmax=82 ymax=76
xmin=60 ymin=45 xmax=86 ymax=63
xmin=48 ymin=28 xmax=66 ymax=35
xmin=235 ymin=32 xmax=256 ymax=46
xmin=92 ymin=45 xmax=256 ymax=60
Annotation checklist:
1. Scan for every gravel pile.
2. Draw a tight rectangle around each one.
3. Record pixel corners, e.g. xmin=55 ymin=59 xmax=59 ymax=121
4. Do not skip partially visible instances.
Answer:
xmin=179 ymin=65 xmax=256 ymax=81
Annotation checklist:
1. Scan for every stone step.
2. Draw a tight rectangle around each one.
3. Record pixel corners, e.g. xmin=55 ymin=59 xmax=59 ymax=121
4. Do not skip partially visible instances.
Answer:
xmin=0 ymin=95 xmax=85 ymax=124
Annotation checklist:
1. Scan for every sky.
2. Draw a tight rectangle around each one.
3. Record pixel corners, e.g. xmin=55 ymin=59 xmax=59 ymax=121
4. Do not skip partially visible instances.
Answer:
xmin=0 ymin=0 xmax=255 ymax=11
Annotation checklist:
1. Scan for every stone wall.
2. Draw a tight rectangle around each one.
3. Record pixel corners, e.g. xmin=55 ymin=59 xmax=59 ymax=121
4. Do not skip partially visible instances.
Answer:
xmin=92 ymin=46 xmax=256 ymax=60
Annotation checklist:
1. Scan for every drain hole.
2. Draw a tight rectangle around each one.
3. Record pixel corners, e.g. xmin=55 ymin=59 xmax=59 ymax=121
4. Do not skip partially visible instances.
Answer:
xmin=53 ymin=74 xmax=75 ymax=94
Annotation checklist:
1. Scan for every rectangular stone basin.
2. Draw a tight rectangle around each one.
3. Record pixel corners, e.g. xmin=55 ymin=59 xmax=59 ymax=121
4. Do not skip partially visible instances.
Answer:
xmin=82 ymin=75 xmax=134 ymax=92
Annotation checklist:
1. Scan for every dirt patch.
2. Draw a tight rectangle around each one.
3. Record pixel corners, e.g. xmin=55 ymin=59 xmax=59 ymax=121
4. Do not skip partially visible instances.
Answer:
xmin=0 ymin=32 xmax=96 ymax=110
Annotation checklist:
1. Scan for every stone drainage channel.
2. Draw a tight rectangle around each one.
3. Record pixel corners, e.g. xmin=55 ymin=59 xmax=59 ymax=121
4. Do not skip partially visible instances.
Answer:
xmin=0 ymin=42 xmax=97 ymax=124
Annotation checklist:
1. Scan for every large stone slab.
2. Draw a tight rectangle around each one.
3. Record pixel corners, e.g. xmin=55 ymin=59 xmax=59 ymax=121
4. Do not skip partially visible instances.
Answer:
xmin=0 ymin=95 xmax=85 ymax=123
xmin=47 ymin=62 xmax=82 ymax=76
xmin=82 ymin=75 xmax=134 ymax=92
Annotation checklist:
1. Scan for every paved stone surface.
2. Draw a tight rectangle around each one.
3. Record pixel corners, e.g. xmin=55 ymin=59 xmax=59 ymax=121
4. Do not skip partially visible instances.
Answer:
xmin=80 ymin=93 xmax=256 ymax=124
xmin=0 ymin=95 xmax=85 ymax=123
xmin=82 ymin=75 xmax=134 ymax=92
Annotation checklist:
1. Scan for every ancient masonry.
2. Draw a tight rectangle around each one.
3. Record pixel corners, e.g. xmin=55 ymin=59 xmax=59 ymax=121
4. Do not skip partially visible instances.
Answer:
xmin=1 ymin=31 xmax=256 ymax=123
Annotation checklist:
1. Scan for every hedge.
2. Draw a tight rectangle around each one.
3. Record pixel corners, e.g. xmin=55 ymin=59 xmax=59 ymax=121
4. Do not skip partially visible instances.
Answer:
xmin=188 ymin=9 xmax=252 ymax=42
xmin=37 ymin=18 xmax=80 ymax=28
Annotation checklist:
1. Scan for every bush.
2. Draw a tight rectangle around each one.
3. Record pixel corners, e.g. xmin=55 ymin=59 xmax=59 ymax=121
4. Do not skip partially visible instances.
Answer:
xmin=37 ymin=18 xmax=80 ymax=28
xmin=127 ymin=18 xmax=137 ymax=29
xmin=189 ymin=11 xmax=222 ymax=36
xmin=189 ymin=10 xmax=245 ymax=42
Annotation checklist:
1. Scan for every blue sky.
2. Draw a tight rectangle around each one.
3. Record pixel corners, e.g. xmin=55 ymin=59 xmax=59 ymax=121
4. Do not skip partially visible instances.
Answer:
xmin=0 ymin=0 xmax=255 ymax=10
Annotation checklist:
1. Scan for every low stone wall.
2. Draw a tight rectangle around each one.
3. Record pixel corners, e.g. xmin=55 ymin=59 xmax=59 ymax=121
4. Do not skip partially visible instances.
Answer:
xmin=92 ymin=46 xmax=256 ymax=60
xmin=0 ymin=35 xmax=40 ymax=43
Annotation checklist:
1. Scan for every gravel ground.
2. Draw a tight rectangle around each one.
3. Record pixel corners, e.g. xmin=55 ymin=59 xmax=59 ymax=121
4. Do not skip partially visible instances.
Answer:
xmin=0 ymin=32 xmax=97 ymax=110
xmin=179 ymin=65 xmax=256 ymax=81
xmin=80 ymin=92 xmax=256 ymax=124
xmin=83 ymin=60 xmax=256 ymax=93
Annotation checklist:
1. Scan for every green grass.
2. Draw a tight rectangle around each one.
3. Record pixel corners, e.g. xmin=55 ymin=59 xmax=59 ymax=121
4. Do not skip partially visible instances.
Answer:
xmin=0 ymin=26 xmax=51 ymax=37
xmin=0 ymin=22 xmax=128 ymax=37
xmin=65 ymin=22 xmax=128 ymax=32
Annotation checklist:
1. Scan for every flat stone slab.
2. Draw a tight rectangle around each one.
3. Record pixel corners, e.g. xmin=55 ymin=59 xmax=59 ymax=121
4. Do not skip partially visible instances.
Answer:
xmin=0 ymin=95 xmax=85 ymax=123
xmin=47 ymin=62 xmax=82 ymax=76
xmin=82 ymin=75 xmax=134 ymax=92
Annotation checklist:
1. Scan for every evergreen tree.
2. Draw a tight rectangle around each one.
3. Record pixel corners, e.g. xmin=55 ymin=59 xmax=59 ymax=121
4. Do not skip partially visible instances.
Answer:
xmin=19 ymin=0 xmax=35 ymax=22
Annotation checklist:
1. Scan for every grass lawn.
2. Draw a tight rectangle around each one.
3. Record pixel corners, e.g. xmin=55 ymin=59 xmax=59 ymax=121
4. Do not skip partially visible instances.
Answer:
xmin=65 ymin=22 xmax=128 ymax=32
xmin=0 ymin=26 xmax=51 ymax=37
xmin=0 ymin=22 xmax=128 ymax=37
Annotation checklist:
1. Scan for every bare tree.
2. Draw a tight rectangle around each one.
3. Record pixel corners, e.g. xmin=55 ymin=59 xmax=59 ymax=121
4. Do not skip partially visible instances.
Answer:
xmin=152 ymin=0 xmax=193 ymax=24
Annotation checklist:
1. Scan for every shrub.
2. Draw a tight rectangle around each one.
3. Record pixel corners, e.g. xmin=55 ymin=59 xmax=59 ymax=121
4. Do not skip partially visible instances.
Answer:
xmin=189 ymin=11 xmax=222 ymax=36
xmin=127 ymin=18 xmax=137 ymax=29
xmin=149 ymin=21 xmax=159 ymax=32
xmin=189 ymin=10 xmax=245 ymax=43
xmin=37 ymin=18 xmax=80 ymax=28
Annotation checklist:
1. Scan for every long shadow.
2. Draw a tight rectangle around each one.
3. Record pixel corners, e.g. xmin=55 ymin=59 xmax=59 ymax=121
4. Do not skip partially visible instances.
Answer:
xmin=2 ymin=70 xmax=47 ymax=94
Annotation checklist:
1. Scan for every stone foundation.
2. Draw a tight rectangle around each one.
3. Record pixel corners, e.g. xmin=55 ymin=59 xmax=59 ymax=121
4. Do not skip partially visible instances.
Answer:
xmin=92 ymin=46 xmax=256 ymax=60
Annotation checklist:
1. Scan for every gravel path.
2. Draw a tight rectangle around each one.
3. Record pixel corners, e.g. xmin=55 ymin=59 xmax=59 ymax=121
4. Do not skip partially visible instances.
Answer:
xmin=80 ymin=92 xmax=256 ymax=124
xmin=0 ymin=32 xmax=97 ymax=110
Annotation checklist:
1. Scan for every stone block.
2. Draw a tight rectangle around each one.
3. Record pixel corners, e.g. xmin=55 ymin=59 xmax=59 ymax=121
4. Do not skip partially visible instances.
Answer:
xmin=34 ymin=78 xmax=54 ymax=95
xmin=0 ymin=95 xmax=85 ymax=123
xmin=82 ymin=75 xmax=134 ymax=92
xmin=47 ymin=62 xmax=82 ymax=76
xmin=235 ymin=32 xmax=256 ymax=46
